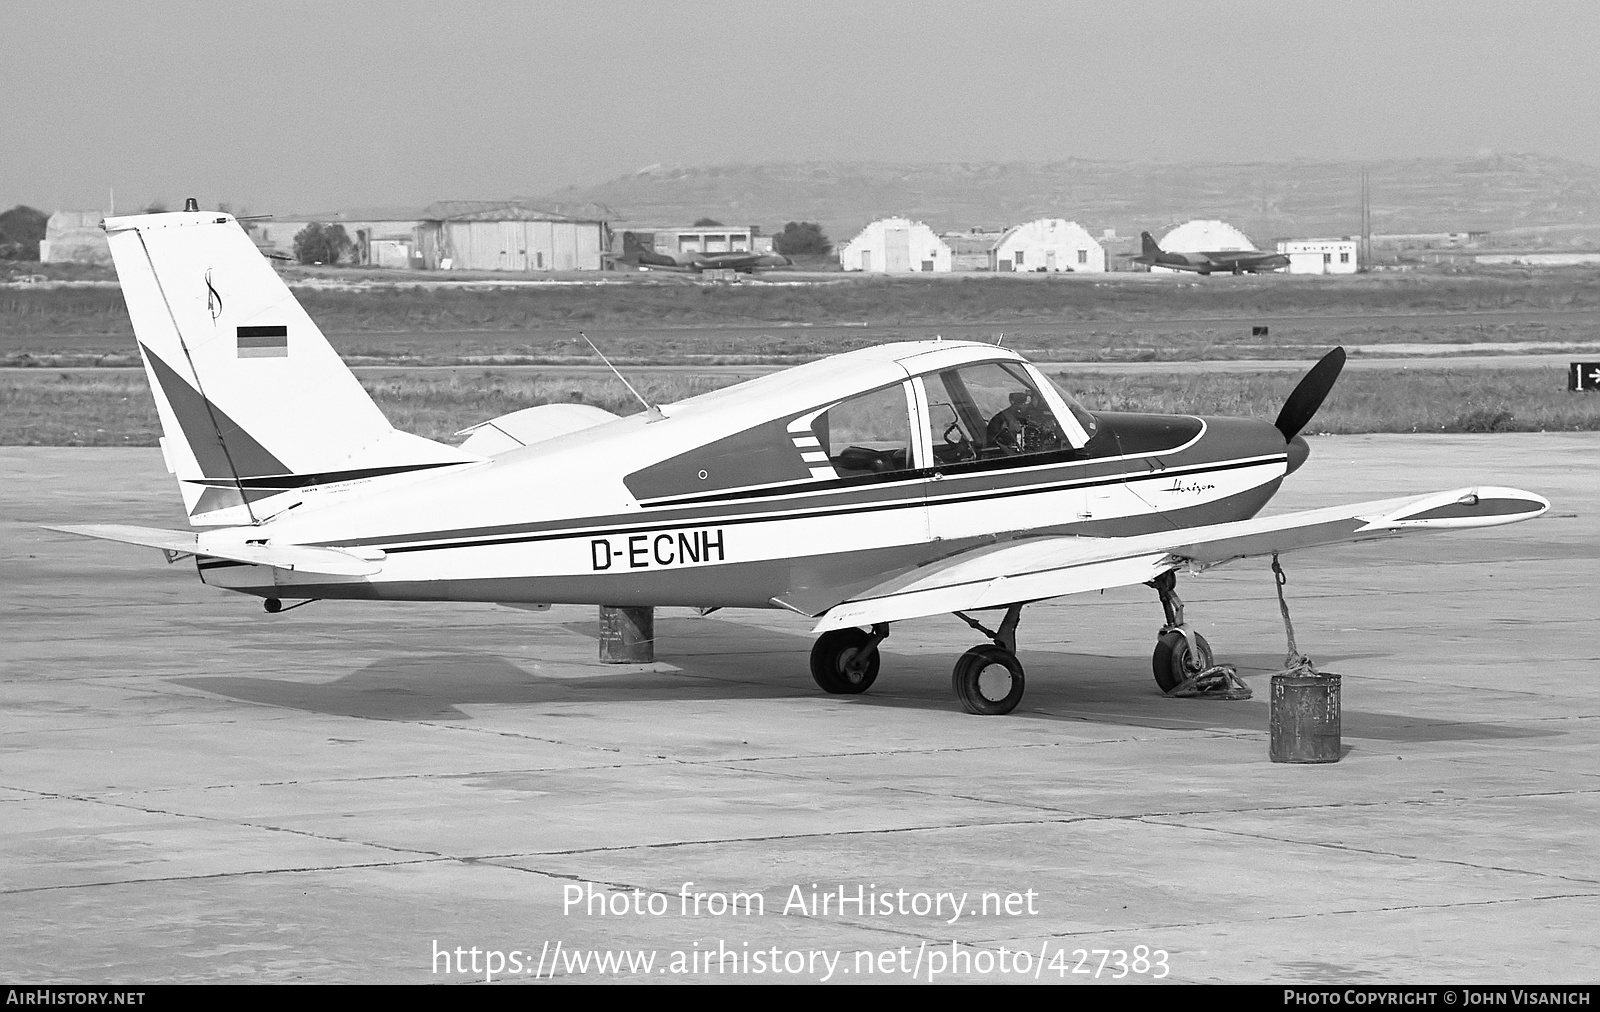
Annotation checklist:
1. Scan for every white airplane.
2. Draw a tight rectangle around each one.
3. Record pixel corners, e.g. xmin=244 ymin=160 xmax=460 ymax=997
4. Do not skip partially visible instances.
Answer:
xmin=50 ymin=208 xmax=1550 ymax=715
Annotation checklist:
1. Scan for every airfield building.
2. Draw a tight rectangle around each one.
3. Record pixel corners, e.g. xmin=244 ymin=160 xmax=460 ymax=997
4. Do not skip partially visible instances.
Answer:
xmin=38 ymin=211 xmax=112 ymax=265
xmin=839 ymin=217 xmax=952 ymax=273
xmin=1099 ymin=232 xmax=1142 ymax=271
xmin=254 ymin=211 xmax=424 ymax=268
xmin=665 ymin=225 xmax=756 ymax=254
xmin=1277 ymin=239 xmax=1359 ymax=274
xmin=1372 ymin=231 xmax=1489 ymax=249
xmin=415 ymin=201 xmax=609 ymax=271
xmin=613 ymin=225 xmax=771 ymax=258
xmin=991 ymin=219 xmax=1105 ymax=273
xmin=939 ymin=229 xmax=1005 ymax=271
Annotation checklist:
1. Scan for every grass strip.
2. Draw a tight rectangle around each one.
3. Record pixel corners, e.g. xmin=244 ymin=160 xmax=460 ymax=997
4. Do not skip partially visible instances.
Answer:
xmin=4 ymin=367 xmax=1596 ymax=447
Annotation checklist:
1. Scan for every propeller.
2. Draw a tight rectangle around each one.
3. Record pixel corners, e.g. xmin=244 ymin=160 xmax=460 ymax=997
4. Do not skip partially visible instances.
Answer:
xmin=1274 ymin=346 xmax=1346 ymax=442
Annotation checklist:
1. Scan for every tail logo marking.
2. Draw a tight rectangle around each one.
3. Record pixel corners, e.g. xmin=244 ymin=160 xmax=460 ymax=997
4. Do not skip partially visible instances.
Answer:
xmin=206 ymin=269 xmax=222 ymax=322
xmin=142 ymin=344 xmax=288 ymax=479
xmin=237 ymin=325 xmax=288 ymax=358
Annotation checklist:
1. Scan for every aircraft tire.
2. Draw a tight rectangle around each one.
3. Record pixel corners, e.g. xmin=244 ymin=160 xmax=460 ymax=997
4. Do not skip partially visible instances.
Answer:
xmin=952 ymin=645 xmax=1025 ymax=715
xmin=1152 ymin=630 xmax=1213 ymax=693
xmin=809 ymin=629 xmax=880 ymax=694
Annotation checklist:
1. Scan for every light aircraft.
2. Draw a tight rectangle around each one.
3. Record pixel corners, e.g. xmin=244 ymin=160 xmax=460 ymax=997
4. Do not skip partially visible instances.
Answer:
xmin=1127 ymin=230 xmax=1290 ymax=275
xmin=50 ymin=209 xmax=1549 ymax=715
xmin=607 ymin=248 xmax=793 ymax=273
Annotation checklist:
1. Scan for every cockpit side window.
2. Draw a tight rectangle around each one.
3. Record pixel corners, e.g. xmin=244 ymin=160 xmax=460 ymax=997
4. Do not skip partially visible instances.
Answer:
xmin=923 ymin=362 xmax=1080 ymax=470
xmin=805 ymin=382 xmax=917 ymax=480
xmin=625 ymin=382 xmax=918 ymax=503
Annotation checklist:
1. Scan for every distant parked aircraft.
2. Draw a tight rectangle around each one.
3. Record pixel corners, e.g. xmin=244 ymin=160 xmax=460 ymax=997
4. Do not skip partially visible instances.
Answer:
xmin=1127 ymin=231 xmax=1289 ymax=275
xmin=608 ymin=249 xmax=793 ymax=273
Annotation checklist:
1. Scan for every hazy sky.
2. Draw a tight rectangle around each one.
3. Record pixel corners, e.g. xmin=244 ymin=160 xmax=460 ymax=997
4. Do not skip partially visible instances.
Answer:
xmin=8 ymin=1 xmax=1598 ymax=215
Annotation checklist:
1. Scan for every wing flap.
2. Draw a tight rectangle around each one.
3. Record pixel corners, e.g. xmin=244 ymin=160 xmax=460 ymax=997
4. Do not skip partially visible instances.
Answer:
xmin=812 ymin=486 xmax=1548 ymax=632
xmin=46 ymin=524 xmax=383 ymax=576
xmin=815 ymin=553 xmax=1171 ymax=632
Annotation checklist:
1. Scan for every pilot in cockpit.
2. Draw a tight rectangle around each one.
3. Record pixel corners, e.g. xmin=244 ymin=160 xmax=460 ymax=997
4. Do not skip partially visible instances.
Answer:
xmin=986 ymin=389 xmax=1061 ymax=455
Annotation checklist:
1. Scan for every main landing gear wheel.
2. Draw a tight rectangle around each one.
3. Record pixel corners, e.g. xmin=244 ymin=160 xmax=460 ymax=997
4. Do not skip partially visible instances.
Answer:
xmin=810 ymin=628 xmax=880 ymax=694
xmin=952 ymin=645 xmax=1026 ymax=715
xmin=1152 ymin=630 xmax=1213 ymax=693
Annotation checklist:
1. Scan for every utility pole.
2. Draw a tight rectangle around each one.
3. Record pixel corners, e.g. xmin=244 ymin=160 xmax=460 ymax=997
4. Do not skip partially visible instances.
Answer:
xmin=1359 ymin=167 xmax=1372 ymax=271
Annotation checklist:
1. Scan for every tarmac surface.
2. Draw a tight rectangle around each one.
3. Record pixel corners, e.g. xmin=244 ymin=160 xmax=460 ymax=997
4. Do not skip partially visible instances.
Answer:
xmin=3 ymin=436 xmax=1598 ymax=984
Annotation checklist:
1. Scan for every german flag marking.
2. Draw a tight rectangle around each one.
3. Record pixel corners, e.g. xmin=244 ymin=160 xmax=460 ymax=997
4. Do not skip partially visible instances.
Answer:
xmin=237 ymin=325 xmax=287 ymax=358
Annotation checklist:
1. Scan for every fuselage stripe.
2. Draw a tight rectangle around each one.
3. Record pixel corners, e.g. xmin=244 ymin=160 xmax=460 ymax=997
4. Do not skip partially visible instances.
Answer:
xmin=350 ymin=455 xmax=1285 ymax=557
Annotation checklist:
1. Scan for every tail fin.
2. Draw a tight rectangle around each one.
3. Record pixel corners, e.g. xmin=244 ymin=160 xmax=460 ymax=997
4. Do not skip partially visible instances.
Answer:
xmin=105 ymin=209 xmax=475 ymax=526
xmin=1140 ymin=231 xmax=1162 ymax=258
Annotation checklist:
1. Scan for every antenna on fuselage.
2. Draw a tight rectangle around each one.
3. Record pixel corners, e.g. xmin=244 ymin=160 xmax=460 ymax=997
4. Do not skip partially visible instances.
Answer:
xmin=994 ymin=332 xmax=1006 ymax=346
xmin=578 ymin=331 xmax=661 ymax=419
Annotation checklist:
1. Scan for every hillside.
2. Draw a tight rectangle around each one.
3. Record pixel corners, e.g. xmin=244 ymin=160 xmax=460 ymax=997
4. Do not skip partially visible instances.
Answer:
xmin=534 ymin=154 xmax=1600 ymax=246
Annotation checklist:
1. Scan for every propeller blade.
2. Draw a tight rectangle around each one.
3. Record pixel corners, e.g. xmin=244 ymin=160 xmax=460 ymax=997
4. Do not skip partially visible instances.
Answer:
xmin=1274 ymin=346 xmax=1346 ymax=441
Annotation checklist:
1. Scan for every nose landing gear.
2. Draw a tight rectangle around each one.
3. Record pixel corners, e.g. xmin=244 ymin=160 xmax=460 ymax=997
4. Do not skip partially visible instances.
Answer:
xmin=1148 ymin=570 xmax=1209 ymax=691
xmin=1146 ymin=570 xmax=1250 ymax=699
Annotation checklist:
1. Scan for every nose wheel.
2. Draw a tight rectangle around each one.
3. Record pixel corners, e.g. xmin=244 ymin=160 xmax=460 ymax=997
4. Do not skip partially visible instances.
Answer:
xmin=1152 ymin=629 xmax=1214 ymax=693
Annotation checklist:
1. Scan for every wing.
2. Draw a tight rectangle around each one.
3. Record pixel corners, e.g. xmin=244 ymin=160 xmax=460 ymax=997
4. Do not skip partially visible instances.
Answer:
xmin=46 ymin=524 xmax=383 ymax=576
xmin=812 ymin=486 xmax=1548 ymax=632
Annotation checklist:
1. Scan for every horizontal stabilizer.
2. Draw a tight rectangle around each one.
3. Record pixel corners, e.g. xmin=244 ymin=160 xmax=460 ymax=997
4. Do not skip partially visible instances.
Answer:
xmin=46 ymin=524 xmax=383 ymax=576
xmin=812 ymin=486 xmax=1549 ymax=632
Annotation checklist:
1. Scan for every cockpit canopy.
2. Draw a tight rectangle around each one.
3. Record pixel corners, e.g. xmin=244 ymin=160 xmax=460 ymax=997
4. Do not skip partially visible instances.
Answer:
xmin=624 ymin=349 xmax=1099 ymax=504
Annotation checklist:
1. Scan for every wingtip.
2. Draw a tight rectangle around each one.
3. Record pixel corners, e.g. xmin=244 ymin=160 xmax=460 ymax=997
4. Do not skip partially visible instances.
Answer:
xmin=1382 ymin=486 xmax=1550 ymax=528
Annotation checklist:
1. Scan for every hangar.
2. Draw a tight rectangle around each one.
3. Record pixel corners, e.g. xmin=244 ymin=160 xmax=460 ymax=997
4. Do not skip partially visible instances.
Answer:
xmin=839 ymin=217 xmax=952 ymax=273
xmin=1160 ymin=219 xmax=1256 ymax=253
xmin=38 ymin=211 xmax=111 ymax=265
xmin=416 ymin=201 xmax=609 ymax=271
xmin=991 ymin=219 xmax=1105 ymax=273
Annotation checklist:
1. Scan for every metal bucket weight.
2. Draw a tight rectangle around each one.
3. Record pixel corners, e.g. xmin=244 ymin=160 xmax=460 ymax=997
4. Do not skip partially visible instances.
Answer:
xmin=1270 ymin=671 xmax=1342 ymax=763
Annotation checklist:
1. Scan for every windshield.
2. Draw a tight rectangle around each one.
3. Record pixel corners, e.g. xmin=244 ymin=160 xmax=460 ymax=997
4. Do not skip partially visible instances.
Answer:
xmin=1033 ymin=368 xmax=1097 ymax=437
xmin=923 ymin=361 xmax=1085 ymax=466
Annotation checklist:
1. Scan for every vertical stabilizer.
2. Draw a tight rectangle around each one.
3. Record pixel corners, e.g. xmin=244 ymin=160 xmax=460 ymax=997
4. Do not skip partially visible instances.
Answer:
xmin=105 ymin=210 xmax=475 ymax=526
